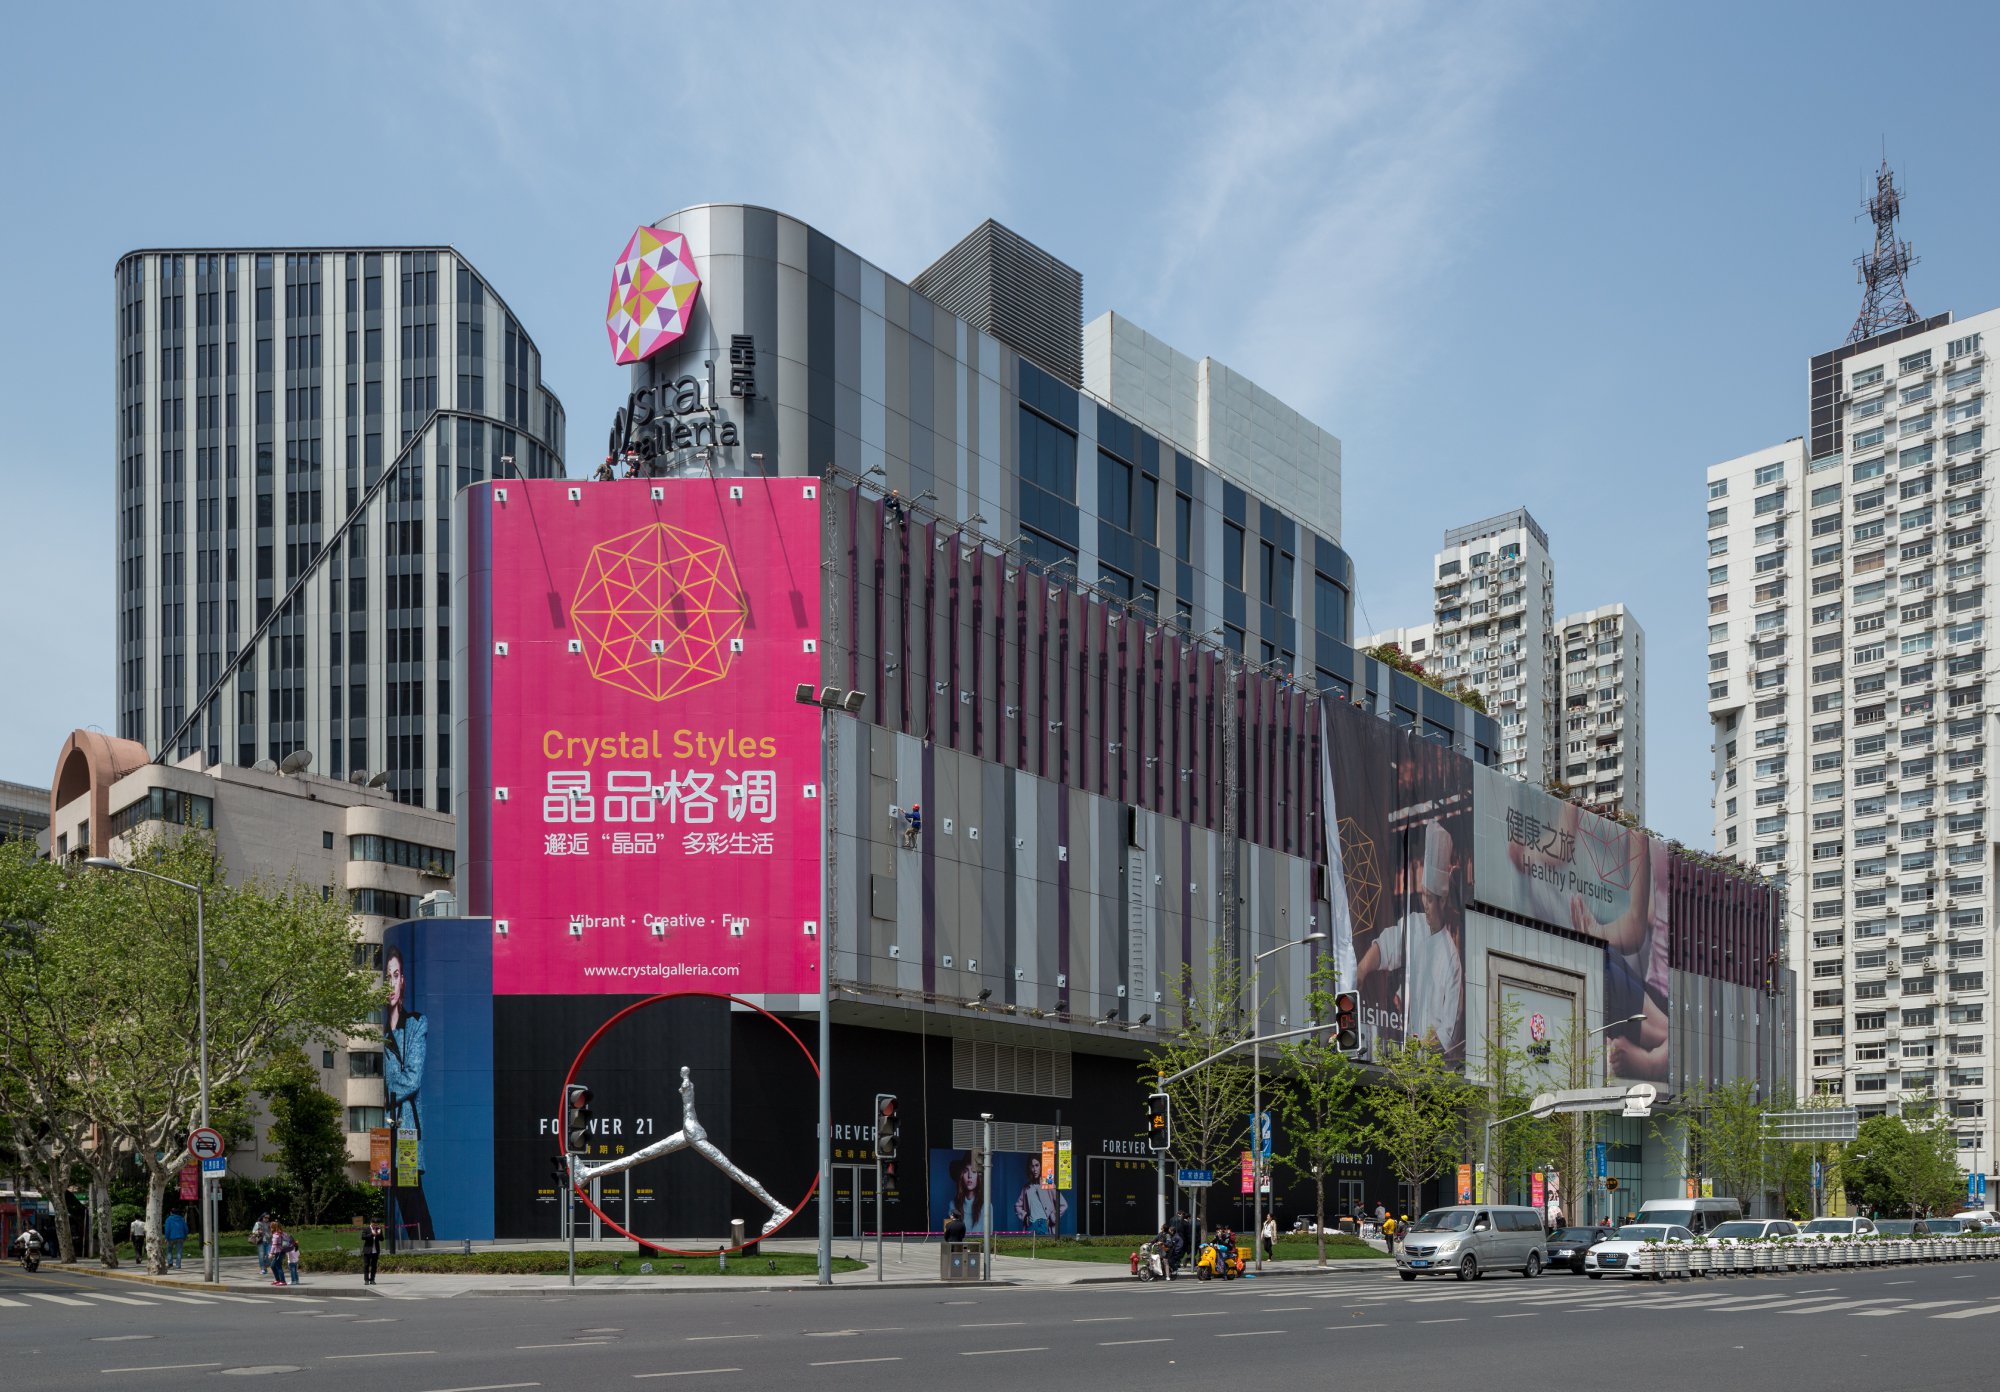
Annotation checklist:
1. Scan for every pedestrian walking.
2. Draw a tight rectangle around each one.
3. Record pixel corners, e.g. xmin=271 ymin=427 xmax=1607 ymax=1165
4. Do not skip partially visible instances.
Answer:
xmin=129 ymin=1215 xmax=147 ymax=1261
xmin=268 ymin=1222 xmax=295 ymax=1287
xmin=361 ymin=1219 xmax=384 ymax=1285
xmin=288 ymin=1230 xmax=302 ymax=1286
xmin=1261 ymin=1213 xmax=1277 ymax=1262
xmin=252 ymin=1213 xmax=272 ymax=1276
xmin=162 ymin=1210 xmax=188 ymax=1270
xmin=1374 ymin=1200 xmax=1387 ymax=1226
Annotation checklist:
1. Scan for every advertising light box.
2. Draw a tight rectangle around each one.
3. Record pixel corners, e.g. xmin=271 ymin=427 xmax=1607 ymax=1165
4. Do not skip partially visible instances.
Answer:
xmin=468 ymin=478 xmax=824 ymax=996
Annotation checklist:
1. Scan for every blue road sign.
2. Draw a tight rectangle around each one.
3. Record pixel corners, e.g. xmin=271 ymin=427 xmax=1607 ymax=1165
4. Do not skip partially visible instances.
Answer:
xmin=200 ymin=1155 xmax=226 ymax=1176
xmin=1594 ymin=1142 xmax=1607 ymax=1180
xmin=1178 ymin=1168 xmax=1214 ymax=1187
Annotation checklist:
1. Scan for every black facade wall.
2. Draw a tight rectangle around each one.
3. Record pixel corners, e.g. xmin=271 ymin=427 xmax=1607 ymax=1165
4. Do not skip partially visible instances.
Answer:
xmin=489 ymin=1002 xmax=1429 ymax=1241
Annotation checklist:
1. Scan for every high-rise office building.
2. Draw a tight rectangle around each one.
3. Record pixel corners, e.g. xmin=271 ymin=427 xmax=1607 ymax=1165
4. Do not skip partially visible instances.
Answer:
xmin=1555 ymin=604 xmax=1646 ymax=822
xmin=114 ymin=247 xmax=566 ymax=809
xmin=1707 ymin=299 xmax=1993 ymax=1163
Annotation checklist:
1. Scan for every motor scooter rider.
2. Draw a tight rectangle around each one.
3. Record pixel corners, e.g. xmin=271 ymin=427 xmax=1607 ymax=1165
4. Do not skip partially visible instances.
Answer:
xmin=13 ymin=1227 xmax=44 ymax=1269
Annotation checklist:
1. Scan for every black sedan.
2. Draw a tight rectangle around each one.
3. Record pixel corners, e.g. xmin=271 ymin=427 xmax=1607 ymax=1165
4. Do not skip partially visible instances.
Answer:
xmin=1543 ymin=1225 xmax=1612 ymax=1273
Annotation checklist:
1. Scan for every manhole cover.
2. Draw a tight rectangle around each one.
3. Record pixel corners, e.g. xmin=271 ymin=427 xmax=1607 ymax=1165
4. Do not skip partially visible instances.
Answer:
xmin=221 ymin=1366 xmax=302 ymax=1376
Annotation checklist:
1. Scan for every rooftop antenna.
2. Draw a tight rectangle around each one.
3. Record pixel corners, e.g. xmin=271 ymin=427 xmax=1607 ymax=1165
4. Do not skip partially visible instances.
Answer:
xmin=1846 ymin=156 xmax=1920 ymax=344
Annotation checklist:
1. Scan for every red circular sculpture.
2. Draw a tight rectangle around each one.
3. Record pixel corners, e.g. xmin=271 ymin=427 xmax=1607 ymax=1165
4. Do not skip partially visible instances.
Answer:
xmin=559 ymin=990 xmax=819 ymax=1258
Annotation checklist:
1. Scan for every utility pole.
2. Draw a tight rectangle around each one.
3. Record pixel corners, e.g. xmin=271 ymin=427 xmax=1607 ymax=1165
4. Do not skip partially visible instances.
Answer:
xmin=980 ymin=1114 xmax=994 ymax=1280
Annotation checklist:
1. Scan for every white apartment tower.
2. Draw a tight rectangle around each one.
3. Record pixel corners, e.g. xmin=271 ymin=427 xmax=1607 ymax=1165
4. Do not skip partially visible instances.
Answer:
xmin=1422 ymin=509 xmax=1557 ymax=785
xmin=1707 ymin=311 xmax=1995 ymax=1171
xmin=1556 ymin=604 xmax=1646 ymax=822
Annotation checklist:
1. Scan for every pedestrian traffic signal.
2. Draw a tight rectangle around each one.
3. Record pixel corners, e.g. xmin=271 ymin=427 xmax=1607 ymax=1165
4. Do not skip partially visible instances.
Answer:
xmin=1332 ymin=991 xmax=1360 ymax=1053
xmin=564 ymin=1085 xmax=593 ymax=1155
xmin=874 ymin=1093 xmax=899 ymax=1161
xmin=550 ymin=1153 xmax=570 ymax=1189
xmin=1146 ymin=1092 xmax=1171 ymax=1153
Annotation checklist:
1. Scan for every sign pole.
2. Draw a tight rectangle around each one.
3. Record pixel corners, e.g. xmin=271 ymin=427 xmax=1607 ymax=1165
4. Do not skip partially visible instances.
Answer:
xmin=875 ymin=1159 xmax=883 ymax=1283
xmin=817 ymin=706 xmax=834 ymax=1287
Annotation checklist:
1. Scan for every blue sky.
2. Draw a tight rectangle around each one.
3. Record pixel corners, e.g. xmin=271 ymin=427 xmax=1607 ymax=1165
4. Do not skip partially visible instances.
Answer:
xmin=4 ymin=0 xmax=1999 ymax=846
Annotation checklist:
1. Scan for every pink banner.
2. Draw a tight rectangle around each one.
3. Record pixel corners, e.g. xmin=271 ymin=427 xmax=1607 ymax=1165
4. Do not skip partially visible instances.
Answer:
xmin=481 ymin=478 xmax=824 ymax=995
xmin=1531 ymin=1171 xmax=1546 ymax=1209
xmin=1240 ymin=1151 xmax=1254 ymax=1196
xmin=179 ymin=1164 xmax=199 ymax=1202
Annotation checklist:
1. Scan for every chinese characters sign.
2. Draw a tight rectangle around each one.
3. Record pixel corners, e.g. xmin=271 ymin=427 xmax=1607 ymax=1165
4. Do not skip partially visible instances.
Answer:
xmin=467 ymin=478 xmax=824 ymax=995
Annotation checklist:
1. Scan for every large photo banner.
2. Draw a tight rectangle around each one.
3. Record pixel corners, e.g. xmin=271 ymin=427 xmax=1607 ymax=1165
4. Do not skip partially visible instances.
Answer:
xmin=927 ymin=1147 xmax=1076 ymax=1237
xmin=1322 ymin=702 xmax=1473 ymax=1064
xmin=1472 ymin=767 xmax=1671 ymax=1085
xmin=477 ymin=478 xmax=824 ymax=995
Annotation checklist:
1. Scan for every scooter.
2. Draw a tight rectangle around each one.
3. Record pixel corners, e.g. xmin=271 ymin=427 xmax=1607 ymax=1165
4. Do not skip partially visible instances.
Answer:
xmin=16 ymin=1243 xmax=41 ymax=1274
xmin=1196 ymin=1234 xmax=1244 ymax=1281
xmin=1134 ymin=1239 xmax=1169 ymax=1281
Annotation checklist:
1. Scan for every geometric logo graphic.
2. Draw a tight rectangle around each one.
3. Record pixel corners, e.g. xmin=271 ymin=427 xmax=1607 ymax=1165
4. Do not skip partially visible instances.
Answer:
xmin=570 ymin=522 xmax=748 ymax=701
xmin=606 ymin=227 xmax=701 ymax=366
xmin=1337 ymin=814 xmax=1383 ymax=933
xmin=1577 ymin=817 xmax=1645 ymax=894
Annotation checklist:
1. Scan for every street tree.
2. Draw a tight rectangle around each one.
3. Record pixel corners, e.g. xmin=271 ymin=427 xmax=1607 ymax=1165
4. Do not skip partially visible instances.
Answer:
xmin=1143 ymin=943 xmax=1254 ymax=1232
xmin=1273 ymin=960 xmax=1368 ymax=1263
xmin=1670 ymin=1078 xmax=1773 ymax=1210
xmin=1368 ymin=1035 xmax=1477 ymax=1207
xmin=1843 ymin=1106 xmax=1965 ymax=1217
xmin=257 ymin=1049 xmax=351 ymax=1224
xmin=0 ymin=831 xmax=381 ymax=1272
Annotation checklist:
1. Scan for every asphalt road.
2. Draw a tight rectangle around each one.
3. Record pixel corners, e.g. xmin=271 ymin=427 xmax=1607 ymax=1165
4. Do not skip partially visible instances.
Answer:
xmin=3 ymin=1256 xmax=1999 ymax=1390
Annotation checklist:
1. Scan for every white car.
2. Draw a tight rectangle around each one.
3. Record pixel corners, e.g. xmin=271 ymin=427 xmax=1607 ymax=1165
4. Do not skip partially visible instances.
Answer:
xmin=1706 ymin=1219 xmax=1801 ymax=1244
xmin=1584 ymin=1223 xmax=1693 ymax=1278
xmin=1797 ymin=1216 xmax=1877 ymax=1240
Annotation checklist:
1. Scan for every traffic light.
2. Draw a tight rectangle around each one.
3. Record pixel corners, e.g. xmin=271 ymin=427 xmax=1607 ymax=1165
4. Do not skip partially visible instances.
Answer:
xmin=1146 ymin=1092 xmax=1171 ymax=1153
xmin=873 ymin=1093 xmax=899 ymax=1162
xmin=550 ymin=1153 xmax=571 ymax=1189
xmin=564 ymin=1085 xmax=593 ymax=1155
xmin=1332 ymin=991 xmax=1360 ymax=1053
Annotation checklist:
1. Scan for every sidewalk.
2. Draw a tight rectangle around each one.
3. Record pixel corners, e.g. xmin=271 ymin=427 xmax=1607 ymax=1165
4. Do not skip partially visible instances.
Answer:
xmin=57 ymin=1239 xmax=1395 ymax=1298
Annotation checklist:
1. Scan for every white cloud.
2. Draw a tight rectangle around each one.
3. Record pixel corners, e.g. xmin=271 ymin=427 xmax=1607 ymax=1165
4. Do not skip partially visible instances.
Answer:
xmin=1121 ymin=1 xmax=1557 ymax=414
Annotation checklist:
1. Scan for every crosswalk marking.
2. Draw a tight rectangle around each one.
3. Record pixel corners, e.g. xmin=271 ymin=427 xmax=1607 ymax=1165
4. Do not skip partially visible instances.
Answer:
xmin=1933 ymin=1304 xmax=2000 ymax=1320
xmin=0 ymin=1296 xmax=28 ymax=1307
xmin=85 ymin=1293 xmax=164 ymax=1306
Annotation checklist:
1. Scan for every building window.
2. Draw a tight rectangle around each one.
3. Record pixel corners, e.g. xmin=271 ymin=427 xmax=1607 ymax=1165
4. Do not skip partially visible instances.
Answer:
xmin=350 ymin=834 xmax=455 ymax=877
xmin=1223 ymin=522 xmax=1245 ymax=591
xmin=1018 ymin=406 xmax=1077 ymax=501
xmin=346 ymin=1106 xmax=386 ymax=1133
xmin=349 ymin=1051 xmax=384 ymax=1078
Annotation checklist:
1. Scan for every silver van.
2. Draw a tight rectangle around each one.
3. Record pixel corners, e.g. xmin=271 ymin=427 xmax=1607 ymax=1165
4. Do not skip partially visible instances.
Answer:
xmin=1637 ymin=1197 xmax=1742 ymax=1235
xmin=1397 ymin=1204 xmax=1548 ymax=1281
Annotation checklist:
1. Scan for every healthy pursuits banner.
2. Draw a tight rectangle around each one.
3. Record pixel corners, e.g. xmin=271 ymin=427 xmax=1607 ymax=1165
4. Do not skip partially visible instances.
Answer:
xmin=1471 ymin=766 xmax=1670 ymax=1084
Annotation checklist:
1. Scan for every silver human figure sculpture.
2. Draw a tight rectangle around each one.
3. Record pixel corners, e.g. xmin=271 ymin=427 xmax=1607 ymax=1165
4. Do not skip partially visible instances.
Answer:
xmin=572 ymin=1067 xmax=794 ymax=1236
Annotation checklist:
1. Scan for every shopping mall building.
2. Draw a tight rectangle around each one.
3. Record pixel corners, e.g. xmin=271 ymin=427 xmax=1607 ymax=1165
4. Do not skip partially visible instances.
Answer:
xmin=381 ymin=207 xmax=1793 ymax=1244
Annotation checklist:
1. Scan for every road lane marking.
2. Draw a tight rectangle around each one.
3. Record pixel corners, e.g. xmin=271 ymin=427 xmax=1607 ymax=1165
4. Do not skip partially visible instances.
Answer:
xmin=961 ymin=1348 xmax=1049 ymax=1356
xmin=137 ymin=1293 xmax=221 ymax=1305
xmin=686 ymin=1334 xmax=758 ymax=1342
xmin=1934 ymin=1304 xmax=2000 ymax=1319
xmin=1420 ymin=1318 xmax=1468 ymax=1324
xmin=1072 ymin=1316 xmax=1132 ymax=1323
xmin=1263 ymin=1306 xmax=1310 ymax=1312
xmin=103 ymin=1363 xmax=224 ymax=1374
xmin=1494 ymin=1313 xmax=1537 ymax=1318
xmin=1100 ymin=1338 xmax=1171 ymax=1346
xmin=81 ymin=1293 xmax=161 ymax=1307
xmin=1332 ymin=1323 xmax=1386 ymax=1329
xmin=1885 ymin=1280 xmax=1914 ymax=1286
xmin=27 ymin=1292 xmax=95 ymax=1306
xmin=634 ymin=1373 xmax=740 ymax=1380
xmin=0 ymin=1296 xmax=29 ymax=1307
xmin=1898 ymin=1301 xmax=1972 ymax=1310
xmin=421 ymin=1385 xmax=542 ymax=1392
xmin=515 ymin=1341 xmax=612 ymax=1349
xmin=1173 ymin=1310 xmax=1226 ymax=1317
xmin=811 ymin=1358 xmax=903 ymax=1367
xmin=1216 ymin=1330 xmax=1285 ymax=1338
xmin=330 ymin=1350 xmax=438 ymax=1359
xmin=958 ymin=1321 xmax=1025 ymax=1328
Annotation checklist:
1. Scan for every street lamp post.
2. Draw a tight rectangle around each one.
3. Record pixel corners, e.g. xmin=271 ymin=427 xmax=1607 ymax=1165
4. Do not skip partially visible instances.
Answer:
xmin=1575 ymin=1012 xmax=1643 ymax=1225
xmin=84 ymin=858 xmax=215 ymax=1284
xmin=796 ymin=683 xmax=867 ymax=1288
xmin=1249 ymin=930 xmax=1325 ymax=1272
